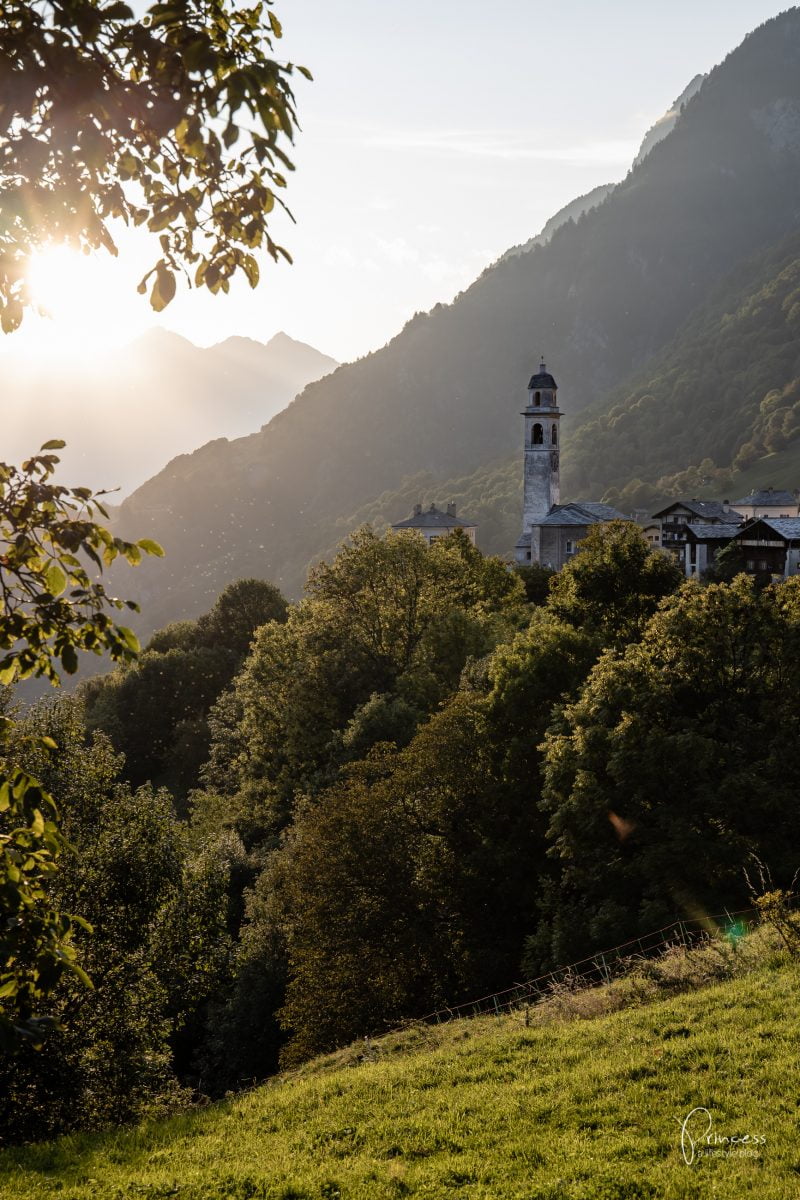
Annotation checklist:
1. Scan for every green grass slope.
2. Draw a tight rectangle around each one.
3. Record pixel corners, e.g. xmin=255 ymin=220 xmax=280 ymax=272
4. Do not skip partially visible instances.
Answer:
xmin=3 ymin=950 xmax=798 ymax=1200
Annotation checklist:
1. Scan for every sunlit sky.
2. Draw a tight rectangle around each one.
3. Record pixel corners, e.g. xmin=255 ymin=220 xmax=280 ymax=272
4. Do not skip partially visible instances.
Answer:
xmin=6 ymin=0 xmax=794 ymax=365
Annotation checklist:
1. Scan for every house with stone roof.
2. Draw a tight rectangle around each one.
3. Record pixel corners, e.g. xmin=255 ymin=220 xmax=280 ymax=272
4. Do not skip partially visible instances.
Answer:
xmin=651 ymin=499 xmax=744 ymax=571
xmin=730 ymin=488 xmax=799 ymax=521
xmin=392 ymin=502 xmax=478 ymax=546
xmin=725 ymin=517 xmax=800 ymax=578
xmin=683 ymin=522 xmax=744 ymax=577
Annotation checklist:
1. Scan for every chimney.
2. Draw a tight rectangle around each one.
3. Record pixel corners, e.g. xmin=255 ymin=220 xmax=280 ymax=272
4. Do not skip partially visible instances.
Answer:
xmin=447 ymin=501 xmax=456 ymax=517
xmin=413 ymin=503 xmax=422 ymax=516
xmin=429 ymin=502 xmax=437 ymax=513
xmin=722 ymin=500 xmax=730 ymax=512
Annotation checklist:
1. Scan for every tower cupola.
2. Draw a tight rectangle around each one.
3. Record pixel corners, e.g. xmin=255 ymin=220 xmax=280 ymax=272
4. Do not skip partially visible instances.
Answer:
xmin=526 ymin=359 xmax=558 ymax=410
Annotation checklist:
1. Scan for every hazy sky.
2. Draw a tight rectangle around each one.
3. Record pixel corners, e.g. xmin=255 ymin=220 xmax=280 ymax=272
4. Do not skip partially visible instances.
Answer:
xmin=7 ymin=0 xmax=794 ymax=364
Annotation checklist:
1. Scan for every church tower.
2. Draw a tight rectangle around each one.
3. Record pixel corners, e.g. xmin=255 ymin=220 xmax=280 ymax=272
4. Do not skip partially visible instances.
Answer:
xmin=515 ymin=359 xmax=561 ymax=563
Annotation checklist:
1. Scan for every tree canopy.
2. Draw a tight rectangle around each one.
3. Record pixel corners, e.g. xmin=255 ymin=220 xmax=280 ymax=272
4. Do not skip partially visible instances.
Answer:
xmin=0 ymin=0 xmax=305 ymax=329
xmin=0 ymin=446 xmax=162 ymax=1048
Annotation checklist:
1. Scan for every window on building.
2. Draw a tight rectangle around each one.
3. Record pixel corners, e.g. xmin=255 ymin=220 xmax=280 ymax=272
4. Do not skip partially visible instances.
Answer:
xmin=551 ymin=423 xmax=558 ymax=446
xmin=746 ymin=560 xmax=755 ymax=570
xmin=534 ymin=391 xmax=541 ymax=406
xmin=565 ymin=540 xmax=574 ymax=555
xmin=532 ymin=423 xmax=543 ymax=445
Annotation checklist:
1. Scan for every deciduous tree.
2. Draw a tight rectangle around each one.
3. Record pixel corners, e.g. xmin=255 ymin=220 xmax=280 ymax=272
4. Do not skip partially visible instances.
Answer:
xmin=0 ymin=0 xmax=305 ymax=329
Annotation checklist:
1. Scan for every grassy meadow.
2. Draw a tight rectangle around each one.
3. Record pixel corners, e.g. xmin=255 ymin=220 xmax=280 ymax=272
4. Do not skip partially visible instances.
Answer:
xmin=2 ymin=935 xmax=799 ymax=1200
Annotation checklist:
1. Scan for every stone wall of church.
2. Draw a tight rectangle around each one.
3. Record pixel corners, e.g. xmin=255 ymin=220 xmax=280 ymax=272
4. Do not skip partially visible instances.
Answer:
xmin=523 ymin=449 xmax=560 ymax=530
xmin=539 ymin=524 xmax=590 ymax=570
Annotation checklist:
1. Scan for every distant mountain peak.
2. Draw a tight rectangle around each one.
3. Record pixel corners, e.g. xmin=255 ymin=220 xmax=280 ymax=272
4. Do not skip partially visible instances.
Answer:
xmin=265 ymin=330 xmax=305 ymax=349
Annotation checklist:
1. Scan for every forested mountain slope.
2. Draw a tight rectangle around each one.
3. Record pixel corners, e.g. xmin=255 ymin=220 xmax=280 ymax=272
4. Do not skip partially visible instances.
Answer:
xmin=344 ymin=229 xmax=800 ymax=558
xmin=119 ymin=9 xmax=800 ymax=623
xmin=567 ymin=229 xmax=800 ymax=505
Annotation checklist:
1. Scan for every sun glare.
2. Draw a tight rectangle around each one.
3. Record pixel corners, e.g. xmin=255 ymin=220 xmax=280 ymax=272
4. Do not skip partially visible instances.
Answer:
xmin=24 ymin=244 xmax=147 ymax=361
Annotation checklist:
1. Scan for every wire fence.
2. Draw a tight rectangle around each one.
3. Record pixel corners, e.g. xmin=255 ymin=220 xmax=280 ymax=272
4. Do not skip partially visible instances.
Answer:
xmin=418 ymin=908 xmax=757 ymax=1027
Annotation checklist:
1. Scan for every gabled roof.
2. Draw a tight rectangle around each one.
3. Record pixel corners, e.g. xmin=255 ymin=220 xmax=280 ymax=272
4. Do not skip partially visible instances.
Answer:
xmin=537 ymin=501 xmax=629 ymax=528
xmin=651 ymin=499 xmax=741 ymax=522
xmin=392 ymin=506 xmax=477 ymax=530
xmin=732 ymin=517 xmax=800 ymax=541
xmin=732 ymin=489 xmax=797 ymax=507
xmin=684 ymin=523 xmax=741 ymax=541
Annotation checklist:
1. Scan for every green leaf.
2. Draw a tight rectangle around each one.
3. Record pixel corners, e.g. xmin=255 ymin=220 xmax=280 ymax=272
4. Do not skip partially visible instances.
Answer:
xmin=0 ymin=662 xmax=17 ymax=685
xmin=150 ymin=265 xmax=176 ymax=312
xmin=119 ymin=626 xmax=141 ymax=654
xmin=40 ymin=439 xmax=66 ymax=451
xmin=44 ymin=563 xmax=67 ymax=597
xmin=137 ymin=538 xmax=165 ymax=557
xmin=61 ymin=644 xmax=78 ymax=675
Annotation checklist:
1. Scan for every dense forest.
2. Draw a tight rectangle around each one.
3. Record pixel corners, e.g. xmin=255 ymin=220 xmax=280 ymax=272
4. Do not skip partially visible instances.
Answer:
xmin=114 ymin=9 xmax=800 ymax=632
xmin=5 ymin=523 xmax=800 ymax=1143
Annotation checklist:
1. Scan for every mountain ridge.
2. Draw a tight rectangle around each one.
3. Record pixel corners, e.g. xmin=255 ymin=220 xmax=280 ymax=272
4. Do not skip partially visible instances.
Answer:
xmin=1 ymin=331 xmax=338 ymax=497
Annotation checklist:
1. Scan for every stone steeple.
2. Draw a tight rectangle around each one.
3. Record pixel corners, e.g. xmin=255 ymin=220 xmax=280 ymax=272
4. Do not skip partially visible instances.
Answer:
xmin=515 ymin=359 xmax=561 ymax=563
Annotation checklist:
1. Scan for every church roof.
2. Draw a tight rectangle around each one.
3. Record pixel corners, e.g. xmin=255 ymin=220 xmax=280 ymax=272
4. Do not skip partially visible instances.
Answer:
xmin=528 ymin=360 xmax=557 ymax=390
xmin=537 ymin=501 xmax=629 ymax=527
xmin=731 ymin=488 xmax=797 ymax=508
xmin=393 ymin=504 xmax=477 ymax=530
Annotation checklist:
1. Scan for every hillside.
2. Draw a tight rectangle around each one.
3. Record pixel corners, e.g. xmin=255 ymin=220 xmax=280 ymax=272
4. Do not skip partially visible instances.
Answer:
xmin=2 ymin=945 xmax=797 ymax=1199
xmin=632 ymin=73 xmax=706 ymax=166
xmin=1 ymin=331 xmax=337 ymax=497
xmin=500 ymin=182 xmax=616 ymax=260
xmin=357 ymin=224 xmax=800 ymax=562
xmin=565 ymin=228 xmax=800 ymax=507
xmin=114 ymin=9 xmax=800 ymax=625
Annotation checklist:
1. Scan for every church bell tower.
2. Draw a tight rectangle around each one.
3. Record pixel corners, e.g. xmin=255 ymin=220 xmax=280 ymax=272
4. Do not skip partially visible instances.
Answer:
xmin=515 ymin=359 xmax=561 ymax=563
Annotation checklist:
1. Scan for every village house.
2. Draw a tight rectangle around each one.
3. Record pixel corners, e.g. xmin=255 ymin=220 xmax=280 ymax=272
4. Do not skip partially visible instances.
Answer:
xmin=391 ymin=501 xmax=478 ymax=546
xmin=650 ymin=499 xmax=742 ymax=571
xmin=729 ymin=488 xmax=799 ymax=521
xmin=725 ymin=517 xmax=800 ymax=578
